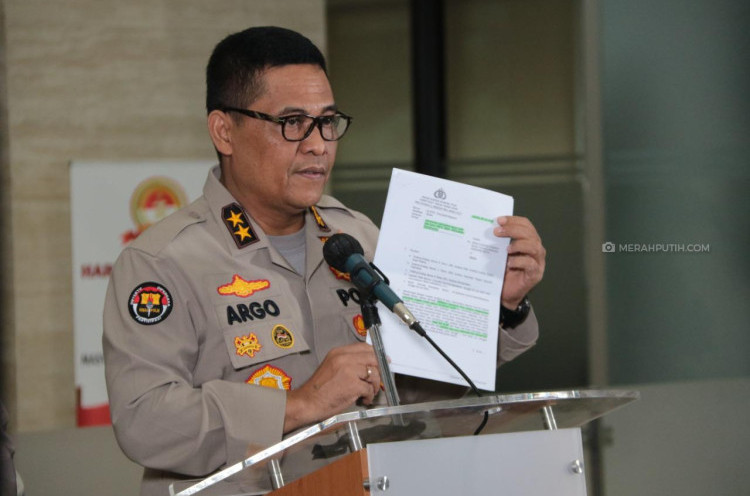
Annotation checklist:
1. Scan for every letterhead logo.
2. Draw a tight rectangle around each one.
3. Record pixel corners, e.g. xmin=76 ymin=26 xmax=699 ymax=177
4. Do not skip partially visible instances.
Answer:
xmin=434 ymin=188 xmax=447 ymax=200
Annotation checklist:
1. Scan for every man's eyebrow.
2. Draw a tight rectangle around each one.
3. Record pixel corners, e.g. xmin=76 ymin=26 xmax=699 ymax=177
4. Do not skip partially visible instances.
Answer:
xmin=279 ymin=104 xmax=338 ymax=115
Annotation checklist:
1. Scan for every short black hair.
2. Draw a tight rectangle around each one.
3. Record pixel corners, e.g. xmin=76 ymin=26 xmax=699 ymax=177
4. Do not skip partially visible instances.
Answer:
xmin=206 ymin=26 xmax=327 ymax=113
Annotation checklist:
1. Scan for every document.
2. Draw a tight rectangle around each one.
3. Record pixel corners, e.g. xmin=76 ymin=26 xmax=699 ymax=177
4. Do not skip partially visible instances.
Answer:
xmin=373 ymin=169 xmax=513 ymax=390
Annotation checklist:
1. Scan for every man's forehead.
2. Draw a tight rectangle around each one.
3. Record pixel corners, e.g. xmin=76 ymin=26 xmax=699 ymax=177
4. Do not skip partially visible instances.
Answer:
xmin=254 ymin=64 xmax=335 ymax=113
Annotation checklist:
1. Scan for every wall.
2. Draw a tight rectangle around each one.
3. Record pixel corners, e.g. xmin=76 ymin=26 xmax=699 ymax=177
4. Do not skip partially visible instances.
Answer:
xmin=0 ymin=0 xmax=326 ymax=432
xmin=600 ymin=1 xmax=749 ymax=494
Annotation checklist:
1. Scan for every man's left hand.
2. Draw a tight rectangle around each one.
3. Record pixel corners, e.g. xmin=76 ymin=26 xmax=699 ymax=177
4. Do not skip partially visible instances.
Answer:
xmin=494 ymin=216 xmax=546 ymax=309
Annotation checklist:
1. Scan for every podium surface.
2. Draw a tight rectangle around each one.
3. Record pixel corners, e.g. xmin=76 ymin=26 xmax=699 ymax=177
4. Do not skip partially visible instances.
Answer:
xmin=171 ymin=389 xmax=638 ymax=496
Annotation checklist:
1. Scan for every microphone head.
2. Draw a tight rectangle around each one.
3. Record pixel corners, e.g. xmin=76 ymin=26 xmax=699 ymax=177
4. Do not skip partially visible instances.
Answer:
xmin=323 ymin=233 xmax=364 ymax=272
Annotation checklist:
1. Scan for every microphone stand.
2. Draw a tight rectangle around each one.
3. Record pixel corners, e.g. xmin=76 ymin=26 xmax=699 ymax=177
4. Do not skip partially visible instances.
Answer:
xmin=360 ymin=295 xmax=400 ymax=407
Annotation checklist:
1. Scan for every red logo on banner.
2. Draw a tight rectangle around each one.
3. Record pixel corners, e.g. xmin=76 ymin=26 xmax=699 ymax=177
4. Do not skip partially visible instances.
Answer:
xmin=121 ymin=176 xmax=188 ymax=244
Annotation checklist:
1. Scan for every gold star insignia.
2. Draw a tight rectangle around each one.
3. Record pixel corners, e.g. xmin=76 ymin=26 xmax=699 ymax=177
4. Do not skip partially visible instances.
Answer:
xmin=226 ymin=211 xmax=244 ymax=228
xmin=235 ymin=225 xmax=252 ymax=242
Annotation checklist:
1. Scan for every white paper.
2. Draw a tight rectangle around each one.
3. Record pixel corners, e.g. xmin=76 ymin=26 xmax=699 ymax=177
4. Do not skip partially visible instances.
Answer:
xmin=373 ymin=169 xmax=513 ymax=390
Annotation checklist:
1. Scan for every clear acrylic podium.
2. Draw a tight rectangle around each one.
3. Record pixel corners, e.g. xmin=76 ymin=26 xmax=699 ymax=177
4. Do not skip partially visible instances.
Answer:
xmin=169 ymin=389 xmax=638 ymax=496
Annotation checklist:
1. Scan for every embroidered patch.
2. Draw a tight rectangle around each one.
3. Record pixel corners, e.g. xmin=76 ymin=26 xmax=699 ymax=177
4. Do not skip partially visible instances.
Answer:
xmin=318 ymin=236 xmax=330 ymax=244
xmin=128 ymin=282 xmax=173 ymax=325
xmin=222 ymin=203 xmax=259 ymax=248
xmin=309 ymin=206 xmax=330 ymax=232
xmin=271 ymin=324 xmax=295 ymax=349
xmin=246 ymin=365 xmax=292 ymax=390
xmin=329 ymin=266 xmax=351 ymax=282
xmin=217 ymin=275 xmax=270 ymax=297
xmin=234 ymin=333 xmax=262 ymax=358
xmin=353 ymin=314 xmax=367 ymax=337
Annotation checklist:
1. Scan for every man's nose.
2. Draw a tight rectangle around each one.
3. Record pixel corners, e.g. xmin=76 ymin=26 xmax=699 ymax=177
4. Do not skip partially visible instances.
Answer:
xmin=299 ymin=124 xmax=327 ymax=155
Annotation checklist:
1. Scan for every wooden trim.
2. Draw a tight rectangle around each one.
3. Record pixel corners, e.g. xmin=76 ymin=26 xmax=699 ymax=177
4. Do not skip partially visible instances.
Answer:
xmin=269 ymin=450 xmax=369 ymax=496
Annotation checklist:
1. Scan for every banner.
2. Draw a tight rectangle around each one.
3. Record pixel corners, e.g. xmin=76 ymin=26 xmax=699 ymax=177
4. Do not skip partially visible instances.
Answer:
xmin=70 ymin=161 xmax=211 ymax=426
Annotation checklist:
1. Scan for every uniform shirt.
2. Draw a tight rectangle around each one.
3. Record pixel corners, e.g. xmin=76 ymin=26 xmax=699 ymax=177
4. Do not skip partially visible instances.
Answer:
xmin=103 ymin=165 xmax=538 ymax=495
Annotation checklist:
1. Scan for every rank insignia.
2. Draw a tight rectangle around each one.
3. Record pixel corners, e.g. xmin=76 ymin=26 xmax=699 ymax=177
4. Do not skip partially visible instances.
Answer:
xmin=309 ymin=206 xmax=330 ymax=232
xmin=353 ymin=314 xmax=367 ymax=337
xmin=271 ymin=324 xmax=295 ymax=349
xmin=128 ymin=282 xmax=173 ymax=325
xmin=234 ymin=333 xmax=262 ymax=358
xmin=329 ymin=266 xmax=351 ymax=282
xmin=222 ymin=203 xmax=259 ymax=248
xmin=247 ymin=365 xmax=292 ymax=390
xmin=217 ymin=275 xmax=270 ymax=298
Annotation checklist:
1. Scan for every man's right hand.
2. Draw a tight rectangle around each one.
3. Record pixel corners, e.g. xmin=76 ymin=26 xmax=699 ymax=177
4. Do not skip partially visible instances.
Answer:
xmin=283 ymin=342 xmax=381 ymax=433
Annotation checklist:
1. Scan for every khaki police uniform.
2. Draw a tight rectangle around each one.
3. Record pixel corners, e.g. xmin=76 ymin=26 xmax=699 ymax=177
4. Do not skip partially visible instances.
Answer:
xmin=103 ymin=166 xmax=538 ymax=495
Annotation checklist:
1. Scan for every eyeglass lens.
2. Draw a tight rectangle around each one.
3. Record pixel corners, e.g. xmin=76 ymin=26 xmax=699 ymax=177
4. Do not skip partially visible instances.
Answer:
xmin=283 ymin=115 xmax=349 ymax=141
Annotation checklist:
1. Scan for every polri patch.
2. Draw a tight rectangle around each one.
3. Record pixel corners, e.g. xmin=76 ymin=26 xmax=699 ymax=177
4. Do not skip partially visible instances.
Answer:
xmin=128 ymin=282 xmax=173 ymax=325
xmin=247 ymin=364 xmax=292 ymax=390
xmin=271 ymin=324 xmax=295 ymax=349
xmin=222 ymin=203 xmax=259 ymax=248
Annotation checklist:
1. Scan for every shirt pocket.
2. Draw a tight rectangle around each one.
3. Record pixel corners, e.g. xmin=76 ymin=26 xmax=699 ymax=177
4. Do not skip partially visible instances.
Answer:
xmin=206 ymin=270 xmax=310 ymax=369
xmin=222 ymin=316 xmax=310 ymax=370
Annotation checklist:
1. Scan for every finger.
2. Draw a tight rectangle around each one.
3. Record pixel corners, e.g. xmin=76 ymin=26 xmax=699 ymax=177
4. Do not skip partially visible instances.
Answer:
xmin=494 ymin=216 xmax=540 ymax=240
xmin=497 ymin=215 xmax=535 ymax=231
xmin=365 ymin=364 xmax=381 ymax=396
xmin=506 ymin=253 xmax=543 ymax=272
xmin=330 ymin=341 xmax=377 ymax=357
xmin=507 ymin=239 xmax=546 ymax=262
xmin=357 ymin=377 xmax=376 ymax=405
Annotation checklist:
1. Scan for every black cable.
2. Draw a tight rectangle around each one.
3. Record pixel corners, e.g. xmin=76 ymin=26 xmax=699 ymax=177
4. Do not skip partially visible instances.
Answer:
xmin=411 ymin=322 xmax=490 ymax=435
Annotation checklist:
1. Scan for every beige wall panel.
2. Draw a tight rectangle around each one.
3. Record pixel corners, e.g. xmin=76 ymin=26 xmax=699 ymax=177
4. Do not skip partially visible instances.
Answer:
xmin=3 ymin=0 xmax=326 ymax=431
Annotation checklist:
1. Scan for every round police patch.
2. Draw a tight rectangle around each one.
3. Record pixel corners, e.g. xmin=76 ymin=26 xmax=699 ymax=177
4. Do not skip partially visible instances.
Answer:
xmin=128 ymin=282 xmax=173 ymax=325
xmin=271 ymin=324 xmax=294 ymax=349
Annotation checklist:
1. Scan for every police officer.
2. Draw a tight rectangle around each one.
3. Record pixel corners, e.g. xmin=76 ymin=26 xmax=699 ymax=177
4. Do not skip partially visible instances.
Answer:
xmin=103 ymin=26 xmax=545 ymax=496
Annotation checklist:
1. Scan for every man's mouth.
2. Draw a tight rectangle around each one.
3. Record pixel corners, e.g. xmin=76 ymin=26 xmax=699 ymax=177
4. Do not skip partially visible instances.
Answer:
xmin=296 ymin=166 xmax=327 ymax=179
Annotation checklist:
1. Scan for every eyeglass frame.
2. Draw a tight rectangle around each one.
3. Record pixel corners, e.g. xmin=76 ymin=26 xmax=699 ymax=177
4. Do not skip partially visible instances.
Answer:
xmin=219 ymin=106 xmax=353 ymax=142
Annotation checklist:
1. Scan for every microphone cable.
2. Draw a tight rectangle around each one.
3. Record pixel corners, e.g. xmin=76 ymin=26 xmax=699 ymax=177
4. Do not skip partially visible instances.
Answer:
xmin=390 ymin=299 xmax=489 ymax=436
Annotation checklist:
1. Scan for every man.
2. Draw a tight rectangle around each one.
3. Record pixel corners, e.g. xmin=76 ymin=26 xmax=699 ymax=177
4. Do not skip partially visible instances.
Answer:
xmin=103 ymin=26 xmax=545 ymax=495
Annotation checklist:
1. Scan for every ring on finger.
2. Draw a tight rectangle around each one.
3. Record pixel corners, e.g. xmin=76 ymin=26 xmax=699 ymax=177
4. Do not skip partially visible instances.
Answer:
xmin=366 ymin=366 xmax=373 ymax=378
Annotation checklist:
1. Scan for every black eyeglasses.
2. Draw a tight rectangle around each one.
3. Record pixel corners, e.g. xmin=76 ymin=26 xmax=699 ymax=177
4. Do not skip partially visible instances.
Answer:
xmin=220 ymin=107 xmax=353 ymax=142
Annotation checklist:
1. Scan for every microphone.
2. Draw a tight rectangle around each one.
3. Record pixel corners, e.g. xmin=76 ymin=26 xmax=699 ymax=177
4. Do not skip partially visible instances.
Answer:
xmin=322 ymin=233 xmax=421 ymax=332
xmin=323 ymin=233 xmax=490 ymax=434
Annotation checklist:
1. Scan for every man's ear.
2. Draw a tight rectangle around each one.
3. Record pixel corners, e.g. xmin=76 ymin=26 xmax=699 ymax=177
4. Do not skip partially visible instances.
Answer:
xmin=207 ymin=110 xmax=234 ymax=157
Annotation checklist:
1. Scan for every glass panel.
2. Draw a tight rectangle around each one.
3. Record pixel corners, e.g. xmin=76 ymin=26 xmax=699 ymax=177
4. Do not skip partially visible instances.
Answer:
xmin=445 ymin=0 xmax=576 ymax=161
xmin=601 ymin=0 xmax=750 ymax=384
xmin=170 ymin=389 xmax=638 ymax=495
xmin=327 ymin=0 xmax=414 ymax=225
xmin=327 ymin=0 xmax=413 ymax=166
